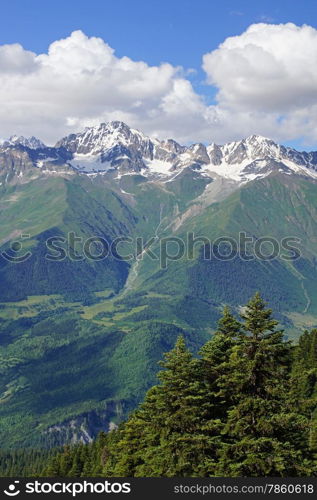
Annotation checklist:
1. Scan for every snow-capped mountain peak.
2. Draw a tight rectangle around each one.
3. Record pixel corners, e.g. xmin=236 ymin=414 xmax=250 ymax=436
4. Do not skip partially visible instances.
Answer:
xmin=204 ymin=134 xmax=317 ymax=182
xmin=4 ymin=135 xmax=47 ymax=150
xmin=54 ymin=124 xmax=317 ymax=181
xmin=217 ymin=135 xmax=279 ymax=164
xmin=56 ymin=121 xmax=151 ymax=155
xmin=55 ymin=121 xmax=156 ymax=173
xmin=2 ymin=122 xmax=317 ymax=185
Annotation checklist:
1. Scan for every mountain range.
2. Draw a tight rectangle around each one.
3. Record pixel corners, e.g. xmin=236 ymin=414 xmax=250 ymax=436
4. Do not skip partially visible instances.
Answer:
xmin=1 ymin=121 xmax=317 ymax=448
xmin=2 ymin=120 xmax=317 ymax=182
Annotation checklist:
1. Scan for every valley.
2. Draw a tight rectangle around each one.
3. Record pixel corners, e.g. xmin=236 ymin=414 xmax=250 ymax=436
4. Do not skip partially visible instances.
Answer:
xmin=1 ymin=122 xmax=317 ymax=448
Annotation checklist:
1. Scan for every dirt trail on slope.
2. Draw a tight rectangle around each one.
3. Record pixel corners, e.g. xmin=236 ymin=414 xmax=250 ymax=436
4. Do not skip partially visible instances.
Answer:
xmin=301 ymin=280 xmax=311 ymax=313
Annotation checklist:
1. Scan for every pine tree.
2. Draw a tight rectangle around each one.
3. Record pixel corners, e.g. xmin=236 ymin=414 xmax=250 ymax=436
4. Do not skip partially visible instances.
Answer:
xmin=199 ymin=306 xmax=241 ymax=420
xmin=106 ymin=336 xmax=221 ymax=477
xmin=241 ymin=291 xmax=278 ymax=339
xmin=68 ymin=449 xmax=83 ymax=477
xmin=290 ymin=329 xmax=317 ymax=459
xmin=90 ymin=433 xmax=108 ymax=476
xmin=104 ymin=410 xmax=148 ymax=476
xmin=217 ymin=305 xmax=242 ymax=337
xmin=217 ymin=293 xmax=312 ymax=476
xmin=58 ymin=446 xmax=74 ymax=477
xmin=43 ymin=456 xmax=60 ymax=477
xmin=38 ymin=296 xmax=317 ymax=478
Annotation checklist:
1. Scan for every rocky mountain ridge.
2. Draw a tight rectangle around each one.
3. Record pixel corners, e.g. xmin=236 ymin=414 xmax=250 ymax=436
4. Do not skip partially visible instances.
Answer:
xmin=1 ymin=121 xmax=317 ymax=184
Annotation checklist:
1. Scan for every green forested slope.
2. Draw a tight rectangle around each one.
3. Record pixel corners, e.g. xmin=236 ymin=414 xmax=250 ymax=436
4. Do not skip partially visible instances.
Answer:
xmin=2 ymin=172 xmax=317 ymax=449
xmin=12 ymin=295 xmax=315 ymax=478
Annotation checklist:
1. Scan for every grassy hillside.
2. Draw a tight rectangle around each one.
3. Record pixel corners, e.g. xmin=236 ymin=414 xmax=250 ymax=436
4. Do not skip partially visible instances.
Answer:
xmin=133 ymin=174 xmax=317 ymax=325
xmin=1 ymin=172 xmax=317 ymax=448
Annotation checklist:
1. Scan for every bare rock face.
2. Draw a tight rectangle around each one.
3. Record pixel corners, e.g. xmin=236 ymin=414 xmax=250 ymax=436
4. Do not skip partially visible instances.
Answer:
xmin=44 ymin=401 xmax=124 ymax=446
xmin=207 ymin=143 xmax=223 ymax=165
xmin=56 ymin=121 xmax=156 ymax=174
xmin=3 ymin=121 xmax=317 ymax=184
xmin=0 ymin=142 xmax=73 ymax=185
xmin=57 ymin=123 xmax=317 ymax=181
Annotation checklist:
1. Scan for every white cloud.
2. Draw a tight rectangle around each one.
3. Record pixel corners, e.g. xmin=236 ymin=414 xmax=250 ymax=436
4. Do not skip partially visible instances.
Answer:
xmin=0 ymin=30 xmax=205 ymax=144
xmin=0 ymin=43 xmax=38 ymax=74
xmin=203 ymin=23 xmax=317 ymax=145
xmin=1 ymin=25 xmax=317 ymax=147
xmin=203 ymin=23 xmax=317 ymax=111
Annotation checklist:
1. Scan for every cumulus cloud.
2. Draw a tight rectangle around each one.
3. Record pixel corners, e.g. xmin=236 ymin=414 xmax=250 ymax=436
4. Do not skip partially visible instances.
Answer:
xmin=0 ymin=43 xmax=38 ymax=74
xmin=0 ymin=30 xmax=210 ymax=144
xmin=1 ymin=25 xmax=317 ymax=146
xmin=203 ymin=23 xmax=317 ymax=145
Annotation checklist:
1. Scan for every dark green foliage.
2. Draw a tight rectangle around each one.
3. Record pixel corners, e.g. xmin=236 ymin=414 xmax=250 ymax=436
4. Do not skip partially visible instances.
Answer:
xmin=42 ymin=434 xmax=108 ymax=477
xmin=217 ymin=294 xmax=311 ymax=476
xmin=0 ymin=229 xmax=129 ymax=303
xmin=188 ymin=248 xmax=304 ymax=313
xmin=0 ymin=174 xmax=142 ymax=302
xmin=198 ymin=306 xmax=242 ymax=422
xmin=3 ymin=173 xmax=317 ymax=451
xmin=290 ymin=329 xmax=317 ymax=456
xmin=42 ymin=295 xmax=317 ymax=478
xmin=105 ymin=336 xmax=221 ymax=477
xmin=0 ymin=448 xmax=58 ymax=477
xmin=0 ymin=308 xmax=204 ymax=449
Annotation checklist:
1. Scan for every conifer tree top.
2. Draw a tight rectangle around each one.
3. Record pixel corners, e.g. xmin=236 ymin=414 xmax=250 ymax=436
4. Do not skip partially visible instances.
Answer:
xmin=241 ymin=292 xmax=279 ymax=339
xmin=217 ymin=306 xmax=241 ymax=338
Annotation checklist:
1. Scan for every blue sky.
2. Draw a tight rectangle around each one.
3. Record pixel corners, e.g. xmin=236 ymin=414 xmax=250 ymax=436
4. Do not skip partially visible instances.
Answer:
xmin=1 ymin=0 xmax=316 ymax=69
xmin=1 ymin=0 xmax=317 ymax=148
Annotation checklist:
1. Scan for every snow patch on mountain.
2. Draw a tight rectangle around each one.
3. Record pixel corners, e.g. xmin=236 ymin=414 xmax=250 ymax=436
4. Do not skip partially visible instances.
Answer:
xmin=4 ymin=122 xmax=317 ymax=186
xmin=202 ymin=159 xmax=266 ymax=182
xmin=143 ymin=158 xmax=173 ymax=175
xmin=58 ymin=126 xmax=317 ymax=183
xmin=204 ymin=135 xmax=317 ymax=183
xmin=70 ymin=153 xmax=114 ymax=173
xmin=36 ymin=157 xmax=57 ymax=168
